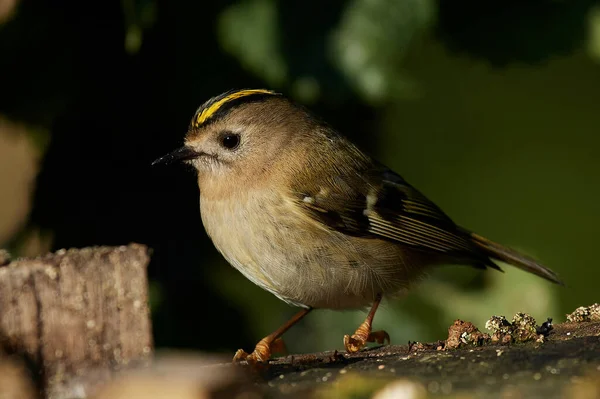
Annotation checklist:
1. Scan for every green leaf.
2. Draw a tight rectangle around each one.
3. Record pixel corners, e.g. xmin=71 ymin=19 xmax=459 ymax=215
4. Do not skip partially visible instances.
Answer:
xmin=330 ymin=0 xmax=435 ymax=102
xmin=218 ymin=0 xmax=288 ymax=86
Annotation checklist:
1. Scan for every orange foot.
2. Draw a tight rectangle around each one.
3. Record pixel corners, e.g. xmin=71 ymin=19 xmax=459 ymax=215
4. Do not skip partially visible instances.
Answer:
xmin=344 ymin=328 xmax=390 ymax=353
xmin=233 ymin=337 xmax=287 ymax=365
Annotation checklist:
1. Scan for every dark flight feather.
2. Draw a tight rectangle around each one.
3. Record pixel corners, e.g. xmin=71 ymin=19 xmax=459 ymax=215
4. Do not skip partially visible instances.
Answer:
xmin=293 ymin=154 xmax=562 ymax=284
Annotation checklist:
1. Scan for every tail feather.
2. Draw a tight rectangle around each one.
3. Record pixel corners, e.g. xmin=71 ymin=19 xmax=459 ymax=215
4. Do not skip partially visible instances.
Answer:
xmin=470 ymin=233 xmax=564 ymax=286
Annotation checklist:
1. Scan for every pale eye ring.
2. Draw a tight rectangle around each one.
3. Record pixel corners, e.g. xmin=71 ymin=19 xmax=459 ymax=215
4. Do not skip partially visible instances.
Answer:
xmin=219 ymin=131 xmax=240 ymax=150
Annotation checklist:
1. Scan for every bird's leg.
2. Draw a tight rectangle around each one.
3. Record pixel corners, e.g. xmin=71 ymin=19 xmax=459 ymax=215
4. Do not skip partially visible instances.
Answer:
xmin=233 ymin=307 xmax=312 ymax=364
xmin=344 ymin=293 xmax=390 ymax=353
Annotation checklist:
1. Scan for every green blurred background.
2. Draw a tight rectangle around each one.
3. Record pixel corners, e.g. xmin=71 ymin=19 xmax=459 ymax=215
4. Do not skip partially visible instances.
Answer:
xmin=0 ymin=0 xmax=599 ymax=356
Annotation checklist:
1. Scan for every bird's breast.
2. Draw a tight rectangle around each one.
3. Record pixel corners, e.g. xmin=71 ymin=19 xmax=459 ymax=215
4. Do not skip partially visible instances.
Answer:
xmin=199 ymin=190 xmax=302 ymax=297
xmin=199 ymin=190 xmax=424 ymax=309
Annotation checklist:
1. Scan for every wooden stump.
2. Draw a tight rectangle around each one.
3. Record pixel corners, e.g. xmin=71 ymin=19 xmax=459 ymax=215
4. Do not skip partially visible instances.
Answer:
xmin=0 ymin=244 xmax=153 ymax=399
xmin=0 ymin=355 xmax=37 ymax=399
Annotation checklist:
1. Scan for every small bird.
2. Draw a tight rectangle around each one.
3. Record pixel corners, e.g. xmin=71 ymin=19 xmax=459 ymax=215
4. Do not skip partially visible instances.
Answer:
xmin=153 ymin=89 xmax=563 ymax=364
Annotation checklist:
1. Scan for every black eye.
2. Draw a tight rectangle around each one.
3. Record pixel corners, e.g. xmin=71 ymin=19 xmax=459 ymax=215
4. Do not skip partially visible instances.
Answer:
xmin=220 ymin=132 xmax=240 ymax=150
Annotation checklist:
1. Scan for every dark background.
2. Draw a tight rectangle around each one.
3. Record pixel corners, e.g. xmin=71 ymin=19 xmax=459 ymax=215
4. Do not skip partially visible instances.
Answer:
xmin=1 ymin=0 xmax=599 ymax=355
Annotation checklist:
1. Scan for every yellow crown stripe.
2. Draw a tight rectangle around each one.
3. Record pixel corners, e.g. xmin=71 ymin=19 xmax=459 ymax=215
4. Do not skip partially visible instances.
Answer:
xmin=195 ymin=89 xmax=276 ymax=127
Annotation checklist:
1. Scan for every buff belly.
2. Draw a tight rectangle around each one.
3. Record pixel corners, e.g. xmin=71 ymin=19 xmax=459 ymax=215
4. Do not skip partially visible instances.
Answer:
xmin=200 ymin=191 xmax=425 ymax=309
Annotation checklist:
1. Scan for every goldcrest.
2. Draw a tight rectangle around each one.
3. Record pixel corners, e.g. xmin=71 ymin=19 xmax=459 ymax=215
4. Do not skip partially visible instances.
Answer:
xmin=153 ymin=89 xmax=562 ymax=364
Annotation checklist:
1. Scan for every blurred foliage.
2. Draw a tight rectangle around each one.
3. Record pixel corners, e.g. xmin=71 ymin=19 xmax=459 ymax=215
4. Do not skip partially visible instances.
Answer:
xmin=218 ymin=0 xmax=288 ymax=87
xmin=588 ymin=5 xmax=600 ymax=61
xmin=122 ymin=0 xmax=157 ymax=54
xmin=435 ymin=0 xmax=597 ymax=66
xmin=330 ymin=0 xmax=434 ymax=102
xmin=0 ymin=0 xmax=599 ymax=356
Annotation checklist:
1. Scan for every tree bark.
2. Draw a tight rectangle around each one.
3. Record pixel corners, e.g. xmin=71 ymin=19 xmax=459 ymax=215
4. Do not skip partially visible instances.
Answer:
xmin=0 ymin=244 xmax=153 ymax=399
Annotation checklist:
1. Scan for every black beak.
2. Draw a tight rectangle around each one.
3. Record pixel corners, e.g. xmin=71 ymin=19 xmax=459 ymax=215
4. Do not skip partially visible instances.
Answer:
xmin=151 ymin=146 xmax=201 ymax=166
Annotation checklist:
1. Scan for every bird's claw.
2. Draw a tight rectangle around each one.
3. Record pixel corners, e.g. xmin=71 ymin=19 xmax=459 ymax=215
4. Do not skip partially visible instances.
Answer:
xmin=233 ymin=337 xmax=287 ymax=364
xmin=344 ymin=329 xmax=390 ymax=353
